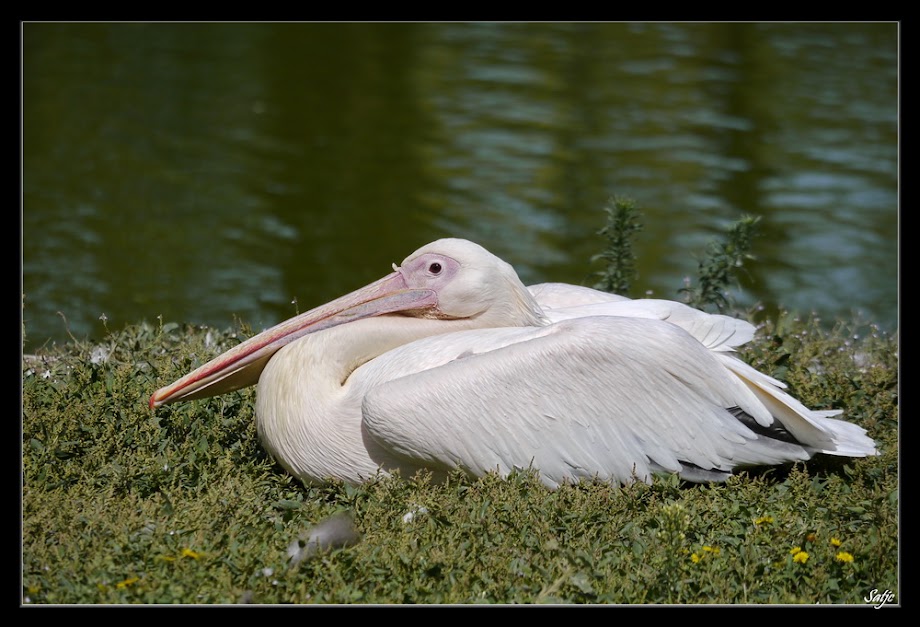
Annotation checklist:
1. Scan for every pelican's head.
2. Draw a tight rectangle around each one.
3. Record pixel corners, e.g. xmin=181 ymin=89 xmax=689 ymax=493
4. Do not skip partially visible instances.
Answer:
xmin=397 ymin=238 xmax=547 ymax=327
xmin=150 ymin=239 xmax=547 ymax=408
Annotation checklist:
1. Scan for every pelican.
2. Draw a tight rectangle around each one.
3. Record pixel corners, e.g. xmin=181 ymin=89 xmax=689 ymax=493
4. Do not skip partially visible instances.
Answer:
xmin=150 ymin=238 xmax=877 ymax=488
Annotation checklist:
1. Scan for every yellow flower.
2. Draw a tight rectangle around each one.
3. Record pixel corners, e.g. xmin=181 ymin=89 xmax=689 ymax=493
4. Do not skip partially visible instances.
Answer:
xmin=790 ymin=546 xmax=802 ymax=555
xmin=835 ymin=551 xmax=854 ymax=563
xmin=115 ymin=576 xmax=140 ymax=589
xmin=702 ymin=545 xmax=720 ymax=554
xmin=690 ymin=553 xmax=701 ymax=563
xmin=830 ymin=537 xmax=842 ymax=547
xmin=793 ymin=551 xmax=809 ymax=564
xmin=755 ymin=516 xmax=774 ymax=525
xmin=181 ymin=548 xmax=203 ymax=559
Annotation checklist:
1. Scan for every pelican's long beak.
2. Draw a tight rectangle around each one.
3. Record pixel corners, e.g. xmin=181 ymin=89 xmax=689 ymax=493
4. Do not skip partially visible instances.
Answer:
xmin=149 ymin=270 xmax=437 ymax=408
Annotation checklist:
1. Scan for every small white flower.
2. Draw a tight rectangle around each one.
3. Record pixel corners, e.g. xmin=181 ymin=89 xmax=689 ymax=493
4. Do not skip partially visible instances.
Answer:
xmin=90 ymin=345 xmax=110 ymax=365
xmin=402 ymin=506 xmax=429 ymax=524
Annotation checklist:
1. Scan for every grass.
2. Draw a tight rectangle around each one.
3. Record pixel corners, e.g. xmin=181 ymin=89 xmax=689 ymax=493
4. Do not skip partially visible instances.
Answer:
xmin=22 ymin=207 xmax=897 ymax=605
xmin=21 ymin=309 xmax=898 ymax=605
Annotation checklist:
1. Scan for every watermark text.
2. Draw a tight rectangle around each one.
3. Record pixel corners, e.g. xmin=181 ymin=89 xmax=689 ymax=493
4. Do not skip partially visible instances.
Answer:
xmin=864 ymin=588 xmax=895 ymax=608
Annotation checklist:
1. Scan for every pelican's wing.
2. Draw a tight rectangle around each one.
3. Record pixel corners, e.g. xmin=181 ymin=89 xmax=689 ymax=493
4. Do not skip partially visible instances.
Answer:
xmin=538 ymin=296 xmax=756 ymax=353
xmin=361 ymin=316 xmax=850 ymax=488
xmin=533 ymin=298 xmax=861 ymax=448
xmin=527 ymin=282 xmax=631 ymax=308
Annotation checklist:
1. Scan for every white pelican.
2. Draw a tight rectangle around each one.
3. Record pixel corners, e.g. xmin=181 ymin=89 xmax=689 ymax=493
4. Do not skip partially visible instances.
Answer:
xmin=150 ymin=238 xmax=877 ymax=488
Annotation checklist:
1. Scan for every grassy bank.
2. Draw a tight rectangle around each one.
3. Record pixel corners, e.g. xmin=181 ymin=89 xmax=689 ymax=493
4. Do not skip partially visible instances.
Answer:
xmin=21 ymin=309 xmax=897 ymax=605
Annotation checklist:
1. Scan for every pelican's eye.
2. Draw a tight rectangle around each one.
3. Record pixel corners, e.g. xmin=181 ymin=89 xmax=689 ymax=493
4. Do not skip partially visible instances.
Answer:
xmin=428 ymin=262 xmax=442 ymax=275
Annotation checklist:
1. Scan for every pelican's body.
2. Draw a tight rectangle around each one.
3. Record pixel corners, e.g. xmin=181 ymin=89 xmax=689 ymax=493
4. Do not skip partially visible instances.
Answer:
xmin=151 ymin=239 xmax=877 ymax=488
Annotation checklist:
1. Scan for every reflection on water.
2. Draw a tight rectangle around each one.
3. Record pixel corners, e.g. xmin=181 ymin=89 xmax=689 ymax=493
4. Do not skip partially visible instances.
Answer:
xmin=22 ymin=23 xmax=898 ymax=348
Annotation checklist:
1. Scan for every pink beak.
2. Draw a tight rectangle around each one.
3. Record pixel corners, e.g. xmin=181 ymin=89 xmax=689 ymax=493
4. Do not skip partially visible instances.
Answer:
xmin=149 ymin=270 xmax=438 ymax=408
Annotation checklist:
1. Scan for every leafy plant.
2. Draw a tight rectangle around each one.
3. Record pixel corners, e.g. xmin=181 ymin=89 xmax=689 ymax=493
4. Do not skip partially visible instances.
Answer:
xmin=680 ymin=214 xmax=761 ymax=312
xmin=591 ymin=196 xmax=643 ymax=295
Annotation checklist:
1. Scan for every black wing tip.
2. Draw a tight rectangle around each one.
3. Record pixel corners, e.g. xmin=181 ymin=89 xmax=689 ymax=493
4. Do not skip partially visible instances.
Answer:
xmin=727 ymin=405 xmax=801 ymax=445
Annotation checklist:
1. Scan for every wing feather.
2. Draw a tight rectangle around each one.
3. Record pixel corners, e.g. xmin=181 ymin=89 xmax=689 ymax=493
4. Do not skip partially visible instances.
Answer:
xmin=538 ymin=298 xmax=756 ymax=353
xmin=361 ymin=316 xmax=810 ymax=488
xmin=527 ymin=283 xmax=631 ymax=308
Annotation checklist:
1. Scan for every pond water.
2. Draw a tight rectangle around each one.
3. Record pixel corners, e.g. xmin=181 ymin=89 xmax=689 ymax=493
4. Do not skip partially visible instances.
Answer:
xmin=22 ymin=22 xmax=899 ymax=349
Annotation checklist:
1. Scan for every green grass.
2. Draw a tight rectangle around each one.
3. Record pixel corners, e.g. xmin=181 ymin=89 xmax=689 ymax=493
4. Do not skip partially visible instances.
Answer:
xmin=21 ymin=310 xmax=898 ymax=605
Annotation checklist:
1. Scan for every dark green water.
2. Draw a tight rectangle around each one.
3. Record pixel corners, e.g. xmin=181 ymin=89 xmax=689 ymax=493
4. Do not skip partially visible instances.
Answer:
xmin=22 ymin=23 xmax=898 ymax=348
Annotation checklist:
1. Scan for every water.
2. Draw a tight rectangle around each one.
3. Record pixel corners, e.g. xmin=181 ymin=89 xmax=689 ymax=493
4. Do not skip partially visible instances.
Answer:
xmin=22 ymin=23 xmax=899 ymax=349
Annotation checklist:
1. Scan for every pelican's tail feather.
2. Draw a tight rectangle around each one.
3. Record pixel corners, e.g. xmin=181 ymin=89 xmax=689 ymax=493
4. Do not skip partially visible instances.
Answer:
xmin=718 ymin=353 xmax=878 ymax=458
xmin=807 ymin=411 xmax=880 ymax=457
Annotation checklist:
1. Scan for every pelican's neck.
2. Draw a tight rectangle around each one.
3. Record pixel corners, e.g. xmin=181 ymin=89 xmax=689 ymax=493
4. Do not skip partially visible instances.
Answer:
xmin=469 ymin=273 xmax=550 ymax=329
xmin=253 ymin=314 xmax=487 ymax=485
xmin=322 ymin=315 xmax=490 ymax=385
